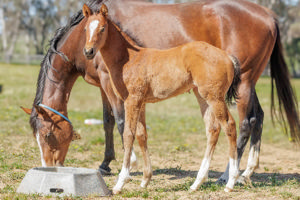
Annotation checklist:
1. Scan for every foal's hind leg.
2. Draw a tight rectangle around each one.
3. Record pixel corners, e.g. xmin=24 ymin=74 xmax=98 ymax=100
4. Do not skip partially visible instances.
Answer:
xmin=136 ymin=105 xmax=152 ymax=188
xmin=190 ymin=97 xmax=221 ymax=191
xmin=209 ymin=99 xmax=239 ymax=192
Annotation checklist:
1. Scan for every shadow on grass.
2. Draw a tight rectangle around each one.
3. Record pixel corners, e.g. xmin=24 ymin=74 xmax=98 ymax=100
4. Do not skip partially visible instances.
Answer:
xmin=130 ymin=168 xmax=300 ymax=188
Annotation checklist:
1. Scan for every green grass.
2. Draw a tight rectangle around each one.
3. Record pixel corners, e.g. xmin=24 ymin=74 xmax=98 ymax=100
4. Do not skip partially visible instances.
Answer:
xmin=0 ymin=63 xmax=300 ymax=199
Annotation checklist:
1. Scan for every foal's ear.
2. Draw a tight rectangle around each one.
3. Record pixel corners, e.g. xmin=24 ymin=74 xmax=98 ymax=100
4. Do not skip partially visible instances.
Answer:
xmin=20 ymin=106 xmax=32 ymax=115
xmin=82 ymin=3 xmax=92 ymax=17
xmin=100 ymin=4 xmax=108 ymax=18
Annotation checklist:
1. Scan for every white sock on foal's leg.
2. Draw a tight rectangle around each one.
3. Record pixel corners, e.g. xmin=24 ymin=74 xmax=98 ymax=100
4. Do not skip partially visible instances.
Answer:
xmin=190 ymin=158 xmax=210 ymax=191
xmin=113 ymin=165 xmax=131 ymax=194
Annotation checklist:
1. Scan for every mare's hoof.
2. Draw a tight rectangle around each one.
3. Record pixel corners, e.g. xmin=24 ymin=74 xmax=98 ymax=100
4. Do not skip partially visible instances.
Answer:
xmin=216 ymin=176 xmax=228 ymax=185
xmin=224 ymin=187 xmax=233 ymax=192
xmin=99 ymin=165 xmax=112 ymax=176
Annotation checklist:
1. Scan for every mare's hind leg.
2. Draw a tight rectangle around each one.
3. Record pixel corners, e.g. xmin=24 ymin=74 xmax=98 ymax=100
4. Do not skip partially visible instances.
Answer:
xmin=190 ymin=91 xmax=221 ymax=191
xmin=218 ymin=83 xmax=256 ymax=184
xmin=136 ymin=105 xmax=152 ymax=188
xmin=238 ymin=92 xmax=263 ymax=184
xmin=209 ymin=98 xmax=239 ymax=192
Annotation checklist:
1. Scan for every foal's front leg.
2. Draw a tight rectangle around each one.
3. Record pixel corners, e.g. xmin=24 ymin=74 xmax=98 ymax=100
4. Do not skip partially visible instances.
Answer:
xmin=113 ymin=97 xmax=142 ymax=194
xmin=136 ymin=105 xmax=152 ymax=188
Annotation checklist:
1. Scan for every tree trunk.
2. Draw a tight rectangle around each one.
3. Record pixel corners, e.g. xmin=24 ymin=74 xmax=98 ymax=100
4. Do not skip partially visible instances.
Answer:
xmin=0 ymin=6 xmax=7 ymax=51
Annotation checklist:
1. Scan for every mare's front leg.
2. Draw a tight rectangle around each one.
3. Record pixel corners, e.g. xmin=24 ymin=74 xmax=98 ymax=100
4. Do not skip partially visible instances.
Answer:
xmin=99 ymin=87 xmax=116 ymax=174
xmin=98 ymin=69 xmax=137 ymax=174
xmin=113 ymin=96 xmax=143 ymax=194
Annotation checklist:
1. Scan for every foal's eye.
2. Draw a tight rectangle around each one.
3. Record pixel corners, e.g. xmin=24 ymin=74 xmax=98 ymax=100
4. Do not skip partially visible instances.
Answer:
xmin=100 ymin=27 xmax=105 ymax=33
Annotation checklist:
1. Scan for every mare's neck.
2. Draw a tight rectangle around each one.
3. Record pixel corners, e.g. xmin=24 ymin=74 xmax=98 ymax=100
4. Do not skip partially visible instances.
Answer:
xmin=41 ymin=57 xmax=78 ymax=115
xmin=40 ymin=23 xmax=84 ymax=114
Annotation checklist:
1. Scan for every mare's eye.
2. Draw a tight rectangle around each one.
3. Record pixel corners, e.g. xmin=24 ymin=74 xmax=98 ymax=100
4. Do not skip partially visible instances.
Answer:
xmin=100 ymin=27 xmax=105 ymax=33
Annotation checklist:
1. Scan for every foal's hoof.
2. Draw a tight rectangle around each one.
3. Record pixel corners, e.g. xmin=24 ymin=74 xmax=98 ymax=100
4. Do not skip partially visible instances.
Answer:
xmin=224 ymin=187 xmax=233 ymax=193
xmin=140 ymin=179 xmax=150 ymax=188
xmin=112 ymin=188 xmax=122 ymax=195
xmin=189 ymin=187 xmax=197 ymax=193
xmin=237 ymin=176 xmax=252 ymax=186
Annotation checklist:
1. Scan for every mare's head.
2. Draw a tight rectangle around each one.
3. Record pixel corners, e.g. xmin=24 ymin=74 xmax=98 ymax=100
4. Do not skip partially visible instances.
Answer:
xmin=83 ymin=4 xmax=108 ymax=60
xmin=22 ymin=106 xmax=80 ymax=166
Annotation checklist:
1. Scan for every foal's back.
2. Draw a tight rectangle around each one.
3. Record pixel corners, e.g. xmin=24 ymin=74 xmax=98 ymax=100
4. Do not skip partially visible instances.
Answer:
xmin=128 ymin=41 xmax=234 ymax=103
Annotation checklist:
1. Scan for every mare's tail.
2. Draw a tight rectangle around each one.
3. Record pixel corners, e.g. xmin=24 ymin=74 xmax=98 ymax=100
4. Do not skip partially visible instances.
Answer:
xmin=270 ymin=21 xmax=300 ymax=143
xmin=226 ymin=55 xmax=241 ymax=104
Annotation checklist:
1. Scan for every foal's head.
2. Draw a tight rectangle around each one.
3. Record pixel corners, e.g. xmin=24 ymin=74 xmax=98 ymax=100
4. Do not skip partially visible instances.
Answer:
xmin=83 ymin=4 xmax=108 ymax=60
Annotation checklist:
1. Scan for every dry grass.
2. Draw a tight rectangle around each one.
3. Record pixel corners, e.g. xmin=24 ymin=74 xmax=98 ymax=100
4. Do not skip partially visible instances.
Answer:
xmin=0 ymin=64 xmax=300 ymax=199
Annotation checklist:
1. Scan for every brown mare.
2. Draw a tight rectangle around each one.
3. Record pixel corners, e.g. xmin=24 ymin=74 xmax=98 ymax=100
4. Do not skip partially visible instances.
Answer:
xmin=83 ymin=4 xmax=242 ymax=193
xmin=23 ymin=0 xmax=299 ymax=185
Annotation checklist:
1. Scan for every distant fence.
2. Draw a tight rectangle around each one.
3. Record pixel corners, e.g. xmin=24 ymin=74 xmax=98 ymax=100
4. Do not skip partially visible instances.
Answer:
xmin=0 ymin=53 xmax=44 ymax=65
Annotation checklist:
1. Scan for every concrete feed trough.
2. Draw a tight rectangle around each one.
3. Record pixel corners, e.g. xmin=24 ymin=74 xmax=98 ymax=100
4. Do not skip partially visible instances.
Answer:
xmin=17 ymin=167 xmax=111 ymax=196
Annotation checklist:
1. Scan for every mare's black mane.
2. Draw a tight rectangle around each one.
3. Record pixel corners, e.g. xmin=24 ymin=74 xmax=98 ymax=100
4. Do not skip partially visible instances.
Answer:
xmin=30 ymin=0 xmax=104 ymax=133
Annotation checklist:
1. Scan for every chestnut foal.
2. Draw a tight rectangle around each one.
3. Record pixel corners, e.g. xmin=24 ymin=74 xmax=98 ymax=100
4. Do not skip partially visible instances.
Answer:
xmin=83 ymin=4 xmax=241 ymax=194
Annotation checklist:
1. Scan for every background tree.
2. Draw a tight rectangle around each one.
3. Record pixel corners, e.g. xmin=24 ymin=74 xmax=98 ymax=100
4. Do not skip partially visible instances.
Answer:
xmin=0 ymin=0 xmax=299 ymax=74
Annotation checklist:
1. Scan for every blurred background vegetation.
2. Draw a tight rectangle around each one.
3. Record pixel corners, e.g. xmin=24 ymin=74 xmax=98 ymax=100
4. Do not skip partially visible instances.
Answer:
xmin=0 ymin=0 xmax=299 ymax=76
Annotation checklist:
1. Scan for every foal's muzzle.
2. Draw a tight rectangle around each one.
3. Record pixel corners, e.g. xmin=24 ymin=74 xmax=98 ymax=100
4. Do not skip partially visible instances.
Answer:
xmin=84 ymin=47 xmax=95 ymax=59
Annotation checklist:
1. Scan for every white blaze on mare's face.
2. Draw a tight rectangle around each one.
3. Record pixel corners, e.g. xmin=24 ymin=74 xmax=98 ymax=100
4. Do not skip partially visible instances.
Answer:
xmin=36 ymin=132 xmax=46 ymax=167
xmin=89 ymin=20 xmax=100 ymax=42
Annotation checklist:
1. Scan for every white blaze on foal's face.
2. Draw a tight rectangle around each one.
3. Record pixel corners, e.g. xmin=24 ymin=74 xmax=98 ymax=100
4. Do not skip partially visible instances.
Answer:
xmin=89 ymin=20 xmax=100 ymax=42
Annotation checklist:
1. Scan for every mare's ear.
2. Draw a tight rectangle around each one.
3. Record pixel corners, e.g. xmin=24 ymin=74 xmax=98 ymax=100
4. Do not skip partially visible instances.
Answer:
xmin=52 ymin=114 xmax=64 ymax=124
xmin=100 ymin=4 xmax=108 ymax=18
xmin=83 ymin=3 xmax=92 ymax=17
xmin=72 ymin=131 xmax=82 ymax=141
xmin=34 ymin=105 xmax=53 ymax=122
xmin=21 ymin=106 xmax=32 ymax=115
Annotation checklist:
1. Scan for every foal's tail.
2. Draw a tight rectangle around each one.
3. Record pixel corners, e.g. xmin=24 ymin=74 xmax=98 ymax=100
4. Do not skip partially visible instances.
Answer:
xmin=226 ymin=55 xmax=241 ymax=104
xmin=270 ymin=21 xmax=300 ymax=143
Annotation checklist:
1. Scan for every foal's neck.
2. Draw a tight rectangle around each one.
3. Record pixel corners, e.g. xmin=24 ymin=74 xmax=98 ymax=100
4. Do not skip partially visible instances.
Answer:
xmin=100 ymin=20 xmax=140 ymax=68
xmin=99 ymin=20 xmax=140 ymax=99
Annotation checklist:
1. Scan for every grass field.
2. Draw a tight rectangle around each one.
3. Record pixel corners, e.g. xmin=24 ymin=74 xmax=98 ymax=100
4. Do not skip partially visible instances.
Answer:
xmin=0 ymin=63 xmax=300 ymax=199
